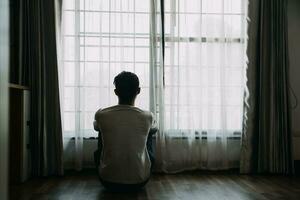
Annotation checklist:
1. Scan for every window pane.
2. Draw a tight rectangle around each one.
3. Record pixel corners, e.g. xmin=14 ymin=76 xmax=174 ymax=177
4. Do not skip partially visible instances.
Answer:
xmin=135 ymin=47 xmax=149 ymax=62
xmin=179 ymin=0 xmax=201 ymax=13
xmin=83 ymin=12 xmax=101 ymax=33
xmin=224 ymin=0 xmax=245 ymax=14
xmin=63 ymin=0 xmax=75 ymax=10
xmin=201 ymin=14 xmax=223 ymax=38
xmin=83 ymin=63 xmax=100 ymax=86
xmin=64 ymin=87 xmax=76 ymax=111
xmin=63 ymin=11 xmax=75 ymax=35
xmin=111 ymin=0 xmax=134 ymax=12
xmin=202 ymin=0 xmax=223 ymax=13
xmin=200 ymin=43 xmax=224 ymax=67
xmin=84 ymin=0 xmax=102 ymax=11
xmin=63 ymin=37 xmax=76 ymax=60
xmin=135 ymin=0 xmax=150 ymax=12
xmin=135 ymin=14 xmax=149 ymax=34
xmin=64 ymin=112 xmax=75 ymax=131
xmin=179 ymin=14 xmax=201 ymax=37
xmin=64 ymin=62 xmax=76 ymax=86
xmin=224 ymin=15 xmax=243 ymax=38
xmin=225 ymin=43 xmax=244 ymax=67
xmin=82 ymin=112 xmax=94 ymax=131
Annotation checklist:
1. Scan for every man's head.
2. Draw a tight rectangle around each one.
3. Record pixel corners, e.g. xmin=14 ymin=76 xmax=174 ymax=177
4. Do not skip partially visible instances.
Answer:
xmin=113 ymin=71 xmax=140 ymax=105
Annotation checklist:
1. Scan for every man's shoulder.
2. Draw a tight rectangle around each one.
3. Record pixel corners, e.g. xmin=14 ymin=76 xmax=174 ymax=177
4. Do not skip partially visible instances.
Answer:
xmin=141 ymin=109 xmax=153 ymax=117
xmin=95 ymin=106 xmax=117 ymax=116
xmin=136 ymin=109 xmax=154 ymax=123
xmin=94 ymin=106 xmax=114 ymax=118
xmin=95 ymin=105 xmax=153 ymax=118
xmin=129 ymin=107 xmax=153 ymax=117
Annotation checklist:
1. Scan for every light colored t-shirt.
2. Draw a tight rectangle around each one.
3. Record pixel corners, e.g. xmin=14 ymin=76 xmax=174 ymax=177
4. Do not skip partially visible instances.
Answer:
xmin=93 ymin=105 xmax=156 ymax=184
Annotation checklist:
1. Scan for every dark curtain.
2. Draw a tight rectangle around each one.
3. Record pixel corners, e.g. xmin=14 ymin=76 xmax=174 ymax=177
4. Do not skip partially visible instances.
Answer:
xmin=9 ymin=0 xmax=23 ymax=85
xmin=241 ymin=0 xmax=294 ymax=174
xmin=21 ymin=0 xmax=63 ymax=176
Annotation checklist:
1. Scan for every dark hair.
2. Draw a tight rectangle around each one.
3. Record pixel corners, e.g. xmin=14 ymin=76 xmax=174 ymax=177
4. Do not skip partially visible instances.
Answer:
xmin=113 ymin=71 xmax=140 ymax=102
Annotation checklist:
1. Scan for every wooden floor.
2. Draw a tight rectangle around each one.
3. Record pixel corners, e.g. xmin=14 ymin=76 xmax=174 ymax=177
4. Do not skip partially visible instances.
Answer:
xmin=10 ymin=171 xmax=300 ymax=200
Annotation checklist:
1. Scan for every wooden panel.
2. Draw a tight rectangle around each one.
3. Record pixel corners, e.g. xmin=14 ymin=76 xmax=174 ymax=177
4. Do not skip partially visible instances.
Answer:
xmin=9 ymin=88 xmax=24 ymax=184
xmin=21 ymin=90 xmax=30 ymax=182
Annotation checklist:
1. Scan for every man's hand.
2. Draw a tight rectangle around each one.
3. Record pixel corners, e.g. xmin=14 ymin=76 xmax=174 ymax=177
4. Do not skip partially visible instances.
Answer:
xmin=94 ymin=120 xmax=100 ymax=132
xmin=149 ymin=127 xmax=158 ymax=136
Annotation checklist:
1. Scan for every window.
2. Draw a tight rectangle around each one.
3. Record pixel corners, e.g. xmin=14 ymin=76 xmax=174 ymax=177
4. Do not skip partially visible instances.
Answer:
xmin=61 ymin=0 xmax=247 ymax=137
xmin=61 ymin=0 xmax=151 ymax=137
xmin=163 ymin=0 xmax=247 ymax=131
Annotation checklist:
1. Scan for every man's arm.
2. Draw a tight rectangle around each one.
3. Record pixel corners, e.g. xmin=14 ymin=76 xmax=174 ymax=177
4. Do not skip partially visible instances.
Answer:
xmin=93 ymin=109 xmax=102 ymax=161
xmin=93 ymin=109 xmax=102 ymax=132
xmin=93 ymin=120 xmax=99 ymax=131
xmin=147 ymin=113 xmax=157 ymax=168
xmin=149 ymin=112 xmax=158 ymax=136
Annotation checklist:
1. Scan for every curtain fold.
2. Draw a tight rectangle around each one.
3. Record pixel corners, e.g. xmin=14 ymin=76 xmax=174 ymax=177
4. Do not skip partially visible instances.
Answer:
xmin=149 ymin=0 xmax=165 ymax=171
xmin=21 ymin=0 xmax=64 ymax=176
xmin=241 ymin=0 xmax=294 ymax=174
xmin=240 ymin=0 xmax=260 ymax=174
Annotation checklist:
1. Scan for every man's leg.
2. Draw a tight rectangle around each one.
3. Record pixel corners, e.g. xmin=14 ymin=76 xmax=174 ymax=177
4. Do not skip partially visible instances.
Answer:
xmin=99 ymin=178 xmax=149 ymax=192
xmin=94 ymin=131 xmax=102 ymax=168
xmin=147 ymin=128 xmax=158 ymax=169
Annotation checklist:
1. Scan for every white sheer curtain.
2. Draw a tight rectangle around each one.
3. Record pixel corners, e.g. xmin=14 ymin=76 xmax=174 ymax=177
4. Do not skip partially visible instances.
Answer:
xmin=60 ymin=0 xmax=248 ymax=171
xmin=153 ymin=0 xmax=248 ymax=172
xmin=61 ymin=0 xmax=151 ymax=169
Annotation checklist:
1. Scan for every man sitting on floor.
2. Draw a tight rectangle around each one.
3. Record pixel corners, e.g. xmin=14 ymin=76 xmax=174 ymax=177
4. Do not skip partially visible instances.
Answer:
xmin=93 ymin=71 xmax=157 ymax=191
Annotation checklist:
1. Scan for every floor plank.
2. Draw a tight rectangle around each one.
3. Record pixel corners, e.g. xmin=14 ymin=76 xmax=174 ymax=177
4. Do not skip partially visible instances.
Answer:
xmin=9 ymin=171 xmax=300 ymax=200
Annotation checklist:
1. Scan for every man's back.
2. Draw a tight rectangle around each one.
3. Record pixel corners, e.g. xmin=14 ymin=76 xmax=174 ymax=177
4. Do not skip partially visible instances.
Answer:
xmin=94 ymin=105 xmax=155 ymax=184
